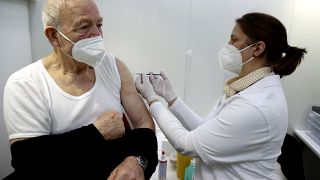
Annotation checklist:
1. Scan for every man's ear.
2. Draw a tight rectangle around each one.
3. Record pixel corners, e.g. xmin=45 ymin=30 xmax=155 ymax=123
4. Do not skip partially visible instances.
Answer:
xmin=44 ymin=26 xmax=60 ymax=47
xmin=253 ymin=41 xmax=265 ymax=57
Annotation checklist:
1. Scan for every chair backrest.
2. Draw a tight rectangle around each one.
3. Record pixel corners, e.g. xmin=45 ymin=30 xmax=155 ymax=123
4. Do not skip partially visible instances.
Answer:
xmin=277 ymin=133 xmax=305 ymax=180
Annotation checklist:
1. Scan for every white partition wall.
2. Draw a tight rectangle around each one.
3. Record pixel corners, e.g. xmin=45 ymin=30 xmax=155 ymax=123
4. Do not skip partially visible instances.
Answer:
xmin=282 ymin=0 xmax=320 ymax=134
xmin=0 ymin=0 xmax=33 ymax=178
xmin=97 ymin=0 xmax=294 ymax=115
xmin=28 ymin=0 xmax=52 ymax=61
xmin=98 ymin=0 xmax=192 ymax=104
xmin=29 ymin=0 xmax=316 ymax=128
xmin=185 ymin=0 xmax=294 ymax=115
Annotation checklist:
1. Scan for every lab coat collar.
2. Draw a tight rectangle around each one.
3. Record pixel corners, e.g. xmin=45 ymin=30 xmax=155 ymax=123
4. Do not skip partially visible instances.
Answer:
xmin=238 ymin=74 xmax=282 ymax=95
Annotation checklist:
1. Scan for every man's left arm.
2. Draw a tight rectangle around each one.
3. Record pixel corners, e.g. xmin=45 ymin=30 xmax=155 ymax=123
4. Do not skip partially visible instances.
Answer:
xmin=111 ymin=58 xmax=158 ymax=179
xmin=116 ymin=58 xmax=155 ymax=130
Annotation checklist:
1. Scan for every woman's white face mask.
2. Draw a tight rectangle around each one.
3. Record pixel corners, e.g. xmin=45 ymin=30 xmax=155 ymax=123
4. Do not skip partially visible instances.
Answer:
xmin=218 ymin=43 xmax=255 ymax=75
xmin=56 ymin=29 xmax=106 ymax=67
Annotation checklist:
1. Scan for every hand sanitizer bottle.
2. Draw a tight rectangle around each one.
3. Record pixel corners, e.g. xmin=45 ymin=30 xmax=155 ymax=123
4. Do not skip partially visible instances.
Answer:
xmin=184 ymin=158 xmax=196 ymax=180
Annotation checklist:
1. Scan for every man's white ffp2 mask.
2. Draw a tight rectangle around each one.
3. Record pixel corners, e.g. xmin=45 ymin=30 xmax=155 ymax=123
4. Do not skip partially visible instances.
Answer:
xmin=56 ymin=29 xmax=106 ymax=67
xmin=218 ymin=43 xmax=255 ymax=75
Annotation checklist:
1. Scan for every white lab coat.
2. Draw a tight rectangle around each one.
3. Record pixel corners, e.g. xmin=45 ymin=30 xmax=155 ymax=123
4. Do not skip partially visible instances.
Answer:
xmin=149 ymin=75 xmax=287 ymax=180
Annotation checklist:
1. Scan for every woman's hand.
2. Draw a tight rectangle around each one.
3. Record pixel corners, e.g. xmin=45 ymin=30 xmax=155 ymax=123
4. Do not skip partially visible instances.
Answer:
xmin=149 ymin=71 xmax=177 ymax=103
xmin=135 ymin=74 xmax=158 ymax=103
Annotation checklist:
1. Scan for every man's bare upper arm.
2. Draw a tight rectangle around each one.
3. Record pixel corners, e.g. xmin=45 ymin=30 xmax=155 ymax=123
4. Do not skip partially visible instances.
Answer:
xmin=115 ymin=58 xmax=155 ymax=130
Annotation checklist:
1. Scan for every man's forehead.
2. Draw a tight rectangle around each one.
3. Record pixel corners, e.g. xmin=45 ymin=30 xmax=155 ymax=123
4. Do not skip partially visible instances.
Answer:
xmin=60 ymin=0 xmax=102 ymax=24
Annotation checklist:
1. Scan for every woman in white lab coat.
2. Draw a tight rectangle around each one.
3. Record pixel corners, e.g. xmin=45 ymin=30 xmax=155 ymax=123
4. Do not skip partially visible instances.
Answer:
xmin=135 ymin=12 xmax=306 ymax=180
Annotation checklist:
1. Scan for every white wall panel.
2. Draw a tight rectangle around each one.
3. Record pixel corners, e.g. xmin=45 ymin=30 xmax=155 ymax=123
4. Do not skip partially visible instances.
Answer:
xmin=97 ymin=0 xmax=294 ymax=115
xmin=97 ymin=0 xmax=191 ymax=100
xmin=0 ymin=0 xmax=33 ymax=178
xmin=282 ymin=0 xmax=320 ymax=134
xmin=187 ymin=0 xmax=294 ymax=115
xmin=29 ymin=0 xmax=52 ymax=61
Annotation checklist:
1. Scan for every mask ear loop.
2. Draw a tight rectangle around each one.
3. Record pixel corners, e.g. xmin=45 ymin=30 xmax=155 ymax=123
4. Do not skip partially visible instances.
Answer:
xmin=55 ymin=28 xmax=76 ymax=45
xmin=55 ymin=28 xmax=76 ymax=60
xmin=239 ymin=42 xmax=257 ymax=66
xmin=238 ymin=42 xmax=256 ymax=53
xmin=241 ymin=56 xmax=255 ymax=66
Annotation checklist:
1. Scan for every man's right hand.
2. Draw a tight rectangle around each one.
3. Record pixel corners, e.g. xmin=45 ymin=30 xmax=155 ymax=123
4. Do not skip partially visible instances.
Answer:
xmin=93 ymin=111 xmax=125 ymax=140
xmin=107 ymin=156 xmax=144 ymax=180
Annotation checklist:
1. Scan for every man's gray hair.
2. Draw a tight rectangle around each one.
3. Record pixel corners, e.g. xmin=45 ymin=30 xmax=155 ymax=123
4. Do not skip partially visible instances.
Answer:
xmin=41 ymin=0 xmax=68 ymax=29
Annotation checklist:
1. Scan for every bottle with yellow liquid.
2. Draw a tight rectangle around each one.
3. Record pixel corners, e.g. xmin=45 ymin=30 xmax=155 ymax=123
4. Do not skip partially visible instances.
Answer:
xmin=176 ymin=152 xmax=192 ymax=180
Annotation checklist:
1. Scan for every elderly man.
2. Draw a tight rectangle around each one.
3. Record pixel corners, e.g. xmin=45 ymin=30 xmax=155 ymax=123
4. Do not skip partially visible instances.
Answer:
xmin=3 ymin=0 xmax=157 ymax=179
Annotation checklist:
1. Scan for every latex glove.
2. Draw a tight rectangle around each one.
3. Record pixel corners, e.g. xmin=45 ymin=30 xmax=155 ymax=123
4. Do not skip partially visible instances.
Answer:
xmin=149 ymin=71 xmax=176 ymax=103
xmin=135 ymin=74 xmax=158 ymax=103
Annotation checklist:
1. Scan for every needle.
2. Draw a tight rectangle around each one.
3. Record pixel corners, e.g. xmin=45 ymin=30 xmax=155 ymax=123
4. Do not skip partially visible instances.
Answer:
xmin=136 ymin=73 xmax=161 ymax=76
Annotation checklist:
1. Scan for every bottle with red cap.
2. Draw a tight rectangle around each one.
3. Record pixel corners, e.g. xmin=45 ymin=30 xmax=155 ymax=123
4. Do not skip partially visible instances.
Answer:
xmin=158 ymin=151 xmax=167 ymax=180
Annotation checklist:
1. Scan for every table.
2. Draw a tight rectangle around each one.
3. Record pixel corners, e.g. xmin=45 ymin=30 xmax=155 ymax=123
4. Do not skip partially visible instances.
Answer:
xmin=295 ymin=129 xmax=320 ymax=158
xmin=150 ymin=159 xmax=179 ymax=180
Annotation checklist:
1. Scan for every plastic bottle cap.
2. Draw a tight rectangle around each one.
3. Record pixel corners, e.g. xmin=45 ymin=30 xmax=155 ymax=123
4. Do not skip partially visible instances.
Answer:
xmin=190 ymin=158 xmax=196 ymax=166
xmin=160 ymin=151 xmax=167 ymax=162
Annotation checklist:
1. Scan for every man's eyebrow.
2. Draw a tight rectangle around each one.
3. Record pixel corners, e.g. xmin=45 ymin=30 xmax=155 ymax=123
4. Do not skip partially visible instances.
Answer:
xmin=73 ymin=16 xmax=90 ymax=26
xmin=97 ymin=17 xmax=103 ymax=22
xmin=73 ymin=16 xmax=103 ymax=26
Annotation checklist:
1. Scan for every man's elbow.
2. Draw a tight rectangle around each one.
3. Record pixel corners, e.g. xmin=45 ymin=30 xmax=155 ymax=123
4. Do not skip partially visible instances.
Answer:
xmin=133 ymin=118 xmax=155 ymax=131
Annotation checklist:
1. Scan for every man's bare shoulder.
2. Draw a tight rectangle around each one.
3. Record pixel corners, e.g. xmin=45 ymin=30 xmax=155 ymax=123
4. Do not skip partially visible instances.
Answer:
xmin=115 ymin=58 xmax=133 ymax=82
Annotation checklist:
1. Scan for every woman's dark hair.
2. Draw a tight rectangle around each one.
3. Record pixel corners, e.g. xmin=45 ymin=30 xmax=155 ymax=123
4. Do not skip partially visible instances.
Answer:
xmin=236 ymin=12 xmax=307 ymax=78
